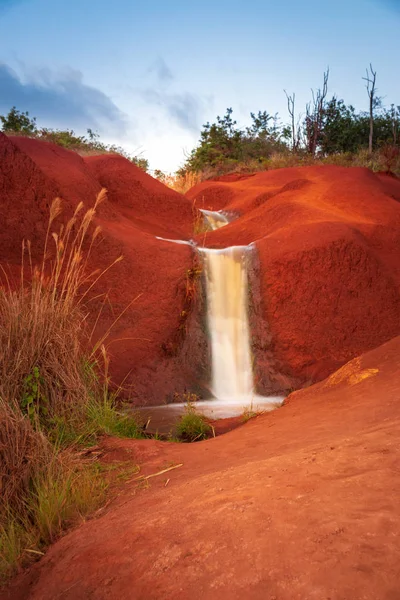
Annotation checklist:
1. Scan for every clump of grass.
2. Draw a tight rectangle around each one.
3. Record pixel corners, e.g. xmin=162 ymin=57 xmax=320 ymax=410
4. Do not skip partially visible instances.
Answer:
xmin=0 ymin=192 xmax=142 ymax=581
xmin=0 ymin=449 xmax=107 ymax=579
xmin=0 ymin=403 xmax=107 ymax=580
xmin=175 ymin=402 xmax=211 ymax=442
xmin=193 ymin=213 xmax=210 ymax=235
xmin=241 ymin=406 xmax=259 ymax=423
xmin=86 ymin=395 xmax=142 ymax=439
xmin=83 ymin=351 xmax=144 ymax=440
xmin=27 ymin=454 xmax=107 ymax=545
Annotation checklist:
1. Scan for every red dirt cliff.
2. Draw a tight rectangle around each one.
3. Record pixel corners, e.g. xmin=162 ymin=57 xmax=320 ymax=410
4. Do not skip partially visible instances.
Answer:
xmin=2 ymin=136 xmax=400 ymax=399
xmin=0 ymin=133 xmax=201 ymax=404
xmin=188 ymin=166 xmax=400 ymax=390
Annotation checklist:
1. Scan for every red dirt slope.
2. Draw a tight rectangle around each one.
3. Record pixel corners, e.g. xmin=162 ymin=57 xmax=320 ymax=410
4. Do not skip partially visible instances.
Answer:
xmin=0 ymin=133 xmax=199 ymax=403
xmin=6 ymin=335 xmax=400 ymax=600
xmin=84 ymin=154 xmax=193 ymax=239
xmin=0 ymin=134 xmax=60 ymax=263
xmin=189 ymin=166 xmax=400 ymax=391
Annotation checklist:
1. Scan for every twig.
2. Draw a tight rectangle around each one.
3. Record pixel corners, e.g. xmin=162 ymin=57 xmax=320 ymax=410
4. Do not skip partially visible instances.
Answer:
xmin=132 ymin=463 xmax=183 ymax=482
xmin=24 ymin=548 xmax=45 ymax=556
xmin=164 ymin=478 xmax=170 ymax=487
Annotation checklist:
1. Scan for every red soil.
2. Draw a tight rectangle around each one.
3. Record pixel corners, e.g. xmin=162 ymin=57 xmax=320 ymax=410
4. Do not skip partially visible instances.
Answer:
xmin=5 ymin=335 xmax=400 ymax=599
xmin=0 ymin=133 xmax=197 ymax=403
xmin=2 ymin=136 xmax=400 ymax=399
xmin=189 ymin=166 xmax=400 ymax=389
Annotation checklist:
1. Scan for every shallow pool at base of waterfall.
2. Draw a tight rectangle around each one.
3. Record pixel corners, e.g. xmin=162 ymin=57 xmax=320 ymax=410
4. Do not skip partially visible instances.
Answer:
xmin=134 ymin=396 xmax=284 ymax=435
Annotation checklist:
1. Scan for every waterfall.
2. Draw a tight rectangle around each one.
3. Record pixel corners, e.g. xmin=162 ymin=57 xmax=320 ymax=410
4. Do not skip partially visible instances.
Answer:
xmin=199 ymin=245 xmax=254 ymax=402
xmin=200 ymin=209 xmax=229 ymax=230
xmin=147 ymin=209 xmax=283 ymax=416
xmin=139 ymin=212 xmax=283 ymax=424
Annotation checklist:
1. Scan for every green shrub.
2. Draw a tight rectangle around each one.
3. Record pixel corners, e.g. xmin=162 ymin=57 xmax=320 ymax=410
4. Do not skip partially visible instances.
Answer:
xmin=175 ymin=403 xmax=211 ymax=442
xmin=0 ymin=107 xmax=37 ymax=134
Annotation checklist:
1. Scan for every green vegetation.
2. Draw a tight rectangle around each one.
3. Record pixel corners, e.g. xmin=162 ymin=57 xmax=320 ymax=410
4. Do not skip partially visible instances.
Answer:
xmin=0 ymin=194 xmax=142 ymax=581
xmin=86 ymin=395 xmax=142 ymax=439
xmin=184 ymin=107 xmax=287 ymax=173
xmin=175 ymin=402 xmax=211 ymax=442
xmin=0 ymin=106 xmax=37 ymax=135
xmin=241 ymin=406 xmax=259 ymax=423
xmin=0 ymin=106 xmax=149 ymax=171
xmin=176 ymin=67 xmax=400 ymax=180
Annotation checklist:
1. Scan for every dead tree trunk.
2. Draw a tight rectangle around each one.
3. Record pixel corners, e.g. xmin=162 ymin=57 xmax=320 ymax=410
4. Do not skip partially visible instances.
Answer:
xmin=284 ymin=90 xmax=299 ymax=151
xmin=363 ymin=64 xmax=377 ymax=153
xmin=391 ymin=104 xmax=399 ymax=146
xmin=305 ymin=69 xmax=329 ymax=156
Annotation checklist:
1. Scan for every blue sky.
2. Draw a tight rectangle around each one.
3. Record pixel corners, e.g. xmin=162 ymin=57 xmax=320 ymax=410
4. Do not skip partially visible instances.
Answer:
xmin=0 ymin=0 xmax=399 ymax=171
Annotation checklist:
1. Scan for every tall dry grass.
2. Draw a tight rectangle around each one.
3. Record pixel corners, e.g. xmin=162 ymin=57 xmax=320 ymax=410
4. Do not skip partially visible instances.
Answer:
xmin=0 ymin=190 xmax=124 ymax=432
xmin=164 ymin=171 xmax=203 ymax=194
xmin=0 ymin=191 xmax=141 ymax=580
xmin=0 ymin=400 xmax=50 ymax=512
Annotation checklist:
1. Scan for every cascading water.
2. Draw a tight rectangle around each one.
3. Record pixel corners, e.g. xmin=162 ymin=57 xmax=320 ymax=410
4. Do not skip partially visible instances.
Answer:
xmin=200 ymin=209 xmax=229 ymax=230
xmin=199 ymin=245 xmax=254 ymax=402
xmin=136 ymin=209 xmax=282 ymax=430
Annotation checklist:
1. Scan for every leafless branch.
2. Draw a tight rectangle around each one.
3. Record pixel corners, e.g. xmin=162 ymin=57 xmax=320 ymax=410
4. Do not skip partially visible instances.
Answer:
xmin=363 ymin=63 xmax=377 ymax=153
xmin=305 ymin=68 xmax=329 ymax=156
xmin=284 ymin=90 xmax=299 ymax=151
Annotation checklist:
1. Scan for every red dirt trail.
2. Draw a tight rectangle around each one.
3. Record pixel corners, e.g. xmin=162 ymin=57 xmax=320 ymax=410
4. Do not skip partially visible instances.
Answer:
xmin=4 ymin=335 xmax=400 ymax=600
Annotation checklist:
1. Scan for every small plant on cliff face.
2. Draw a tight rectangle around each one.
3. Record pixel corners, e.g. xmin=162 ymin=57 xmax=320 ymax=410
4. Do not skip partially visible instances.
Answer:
xmin=173 ymin=391 xmax=201 ymax=404
xmin=175 ymin=402 xmax=211 ymax=442
xmin=185 ymin=265 xmax=202 ymax=302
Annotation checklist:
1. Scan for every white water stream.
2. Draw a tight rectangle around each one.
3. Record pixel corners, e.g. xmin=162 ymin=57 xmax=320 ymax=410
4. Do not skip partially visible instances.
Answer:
xmin=137 ymin=210 xmax=283 ymax=430
xmin=199 ymin=245 xmax=254 ymax=402
xmin=200 ymin=209 xmax=230 ymax=230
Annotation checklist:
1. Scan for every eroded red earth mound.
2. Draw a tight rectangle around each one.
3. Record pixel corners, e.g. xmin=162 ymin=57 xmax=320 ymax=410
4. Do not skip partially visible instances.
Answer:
xmin=1 ymin=134 xmax=400 ymax=400
xmin=0 ymin=133 xmax=200 ymax=403
xmin=188 ymin=166 xmax=400 ymax=391
xmin=5 ymin=335 xmax=400 ymax=599
xmin=2 ymin=137 xmax=400 ymax=599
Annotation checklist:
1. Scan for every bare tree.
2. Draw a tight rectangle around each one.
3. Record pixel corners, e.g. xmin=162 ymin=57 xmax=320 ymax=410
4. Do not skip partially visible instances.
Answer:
xmin=304 ymin=69 xmax=329 ymax=156
xmin=284 ymin=90 xmax=300 ymax=151
xmin=390 ymin=104 xmax=399 ymax=146
xmin=363 ymin=64 xmax=377 ymax=153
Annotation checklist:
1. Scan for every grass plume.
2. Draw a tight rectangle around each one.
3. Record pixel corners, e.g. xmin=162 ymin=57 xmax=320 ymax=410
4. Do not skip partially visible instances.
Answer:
xmin=0 ymin=191 xmax=141 ymax=581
